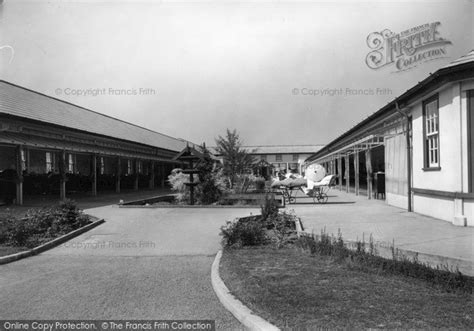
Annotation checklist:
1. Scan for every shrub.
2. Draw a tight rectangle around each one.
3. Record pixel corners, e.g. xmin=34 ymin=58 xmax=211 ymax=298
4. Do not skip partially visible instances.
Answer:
xmin=196 ymin=161 xmax=225 ymax=205
xmin=220 ymin=216 xmax=267 ymax=248
xmin=266 ymin=210 xmax=298 ymax=248
xmin=167 ymin=170 xmax=192 ymax=203
xmin=260 ymin=194 xmax=279 ymax=222
xmin=0 ymin=200 xmax=91 ymax=248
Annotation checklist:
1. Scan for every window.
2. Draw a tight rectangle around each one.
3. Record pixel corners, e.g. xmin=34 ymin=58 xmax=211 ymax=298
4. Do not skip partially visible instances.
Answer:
xmin=289 ymin=163 xmax=299 ymax=173
xmin=68 ymin=154 xmax=75 ymax=173
xmin=45 ymin=152 xmax=55 ymax=173
xmin=293 ymin=154 xmax=299 ymax=161
xmin=423 ymin=96 xmax=440 ymax=169
xmin=20 ymin=150 xmax=26 ymax=171
xmin=100 ymin=157 xmax=105 ymax=175
xmin=127 ymin=160 xmax=132 ymax=175
xmin=137 ymin=160 xmax=142 ymax=174
xmin=260 ymin=155 xmax=267 ymax=161
xmin=275 ymin=154 xmax=282 ymax=162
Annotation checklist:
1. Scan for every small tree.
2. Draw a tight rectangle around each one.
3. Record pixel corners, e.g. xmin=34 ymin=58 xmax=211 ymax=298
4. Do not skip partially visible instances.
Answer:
xmin=215 ymin=129 xmax=255 ymax=188
xmin=195 ymin=147 xmax=224 ymax=204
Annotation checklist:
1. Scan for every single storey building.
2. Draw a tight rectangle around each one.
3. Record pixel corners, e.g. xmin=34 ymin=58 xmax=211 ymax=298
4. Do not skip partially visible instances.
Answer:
xmin=0 ymin=80 xmax=193 ymax=205
xmin=305 ymin=50 xmax=474 ymax=227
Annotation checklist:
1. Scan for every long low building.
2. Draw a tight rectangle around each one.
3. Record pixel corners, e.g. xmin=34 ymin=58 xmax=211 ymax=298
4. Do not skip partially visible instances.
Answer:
xmin=0 ymin=80 xmax=193 ymax=205
xmin=305 ymin=50 xmax=474 ymax=227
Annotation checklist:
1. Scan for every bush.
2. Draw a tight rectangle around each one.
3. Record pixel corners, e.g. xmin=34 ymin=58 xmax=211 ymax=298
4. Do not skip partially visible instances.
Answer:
xmin=220 ymin=216 xmax=267 ymax=248
xmin=196 ymin=161 xmax=225 ymax=205
xmin=167 ymin=170 xmax=192 ymax=203
xmin=266 ymin=210 xmax=298 ymax=248
xmin=260 ymin=194 xmax=279 ymax=222
xmin=0 ymin=199 xmax=91 ymax=248
xmin=168 ymin=162 xmax=227 ymax=205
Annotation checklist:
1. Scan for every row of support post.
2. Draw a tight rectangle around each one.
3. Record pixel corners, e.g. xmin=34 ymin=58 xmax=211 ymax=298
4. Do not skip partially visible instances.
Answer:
xmin=330 ymin=148 xmax=372 ymax=199
xmin=14 ymin=146 xmax=169 ymax=205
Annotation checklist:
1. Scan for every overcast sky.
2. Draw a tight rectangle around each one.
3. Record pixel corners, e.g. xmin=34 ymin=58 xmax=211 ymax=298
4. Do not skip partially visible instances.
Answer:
xmin=0 ymin=0 xmax=472 ymax=146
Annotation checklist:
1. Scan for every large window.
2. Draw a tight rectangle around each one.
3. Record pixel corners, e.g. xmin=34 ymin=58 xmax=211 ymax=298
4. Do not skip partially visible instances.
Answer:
xmin=423 ymin=95 xmax=440 ymax=169
xmin=468 ymin=90 xmax=474 ymax=193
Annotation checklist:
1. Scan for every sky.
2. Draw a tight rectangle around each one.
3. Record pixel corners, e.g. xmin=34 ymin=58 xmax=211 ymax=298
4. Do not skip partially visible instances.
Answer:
xmin=0 ymin=0 xmax=473 ymax=147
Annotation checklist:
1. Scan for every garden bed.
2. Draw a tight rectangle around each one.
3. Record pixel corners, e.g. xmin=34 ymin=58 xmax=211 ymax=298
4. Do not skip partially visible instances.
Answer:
xmin=0 ymin=200 xmax=94 ymax=257
xmin=220 ymin=247 xmax=474 ymax=329
xmin=120 ymin=192 xmax=285 ymax=208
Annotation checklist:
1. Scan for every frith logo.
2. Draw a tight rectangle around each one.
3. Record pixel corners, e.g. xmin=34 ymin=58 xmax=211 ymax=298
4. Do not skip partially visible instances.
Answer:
xmin=365 ymin=22 xmax=452 ymax=72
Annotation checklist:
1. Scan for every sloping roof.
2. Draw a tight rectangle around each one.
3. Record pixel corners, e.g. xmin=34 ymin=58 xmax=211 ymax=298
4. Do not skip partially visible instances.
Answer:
xmin=443 ymin=49 xmax=474 ymax=68
xmin=0 ymin=80 xmax=189 ymax=152
xmin=305 ymin=50 xmax=474 ymax=163
xmin=210 ymin=145 xmax=324 ymax=155
xmin=242 ymin=145 xmax=324 ymax=154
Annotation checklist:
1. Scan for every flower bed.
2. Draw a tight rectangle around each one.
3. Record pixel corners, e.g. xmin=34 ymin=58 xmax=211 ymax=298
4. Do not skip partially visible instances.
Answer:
xmin=0 ymin=199 xmax=92 ymax=255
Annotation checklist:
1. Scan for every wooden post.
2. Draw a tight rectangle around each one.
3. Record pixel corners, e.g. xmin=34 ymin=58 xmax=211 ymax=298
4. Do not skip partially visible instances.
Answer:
xmin=59 ymin=150 xmax=66 ymax=201
xmin=134 ymin=159 xmax=139 ymax=191
xmin=344 ymin=155 xmax=350 ymax=193
xmin=91 ymin=154 xmax=97 ymax=196
xmin=354 ymin=150 xmax=360 ymax=196
xmin=161 ymin=163 xmax=166 ymax=188
xmin=365 ymin=149 xmax=373 ymax=199
xmin=115 ymin=157 xmax=121 ymax=193
xmin=149 ymin=161 xmax=155 ymax=189
xmin=337 ymin=156 xmax=343 ymax=190
xmin=15 ymin=145 xmax=24 ymax=205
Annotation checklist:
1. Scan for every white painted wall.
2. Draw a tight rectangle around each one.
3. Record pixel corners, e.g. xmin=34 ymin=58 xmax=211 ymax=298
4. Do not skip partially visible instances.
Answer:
xmin=411 ymin=84 xmax=463 ymax=192
xmin=413 ymin=195 xmax=455 ymax=223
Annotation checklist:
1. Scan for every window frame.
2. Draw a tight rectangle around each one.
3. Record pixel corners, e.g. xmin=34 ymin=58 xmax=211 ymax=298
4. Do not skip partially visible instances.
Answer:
xmin=422 ymin=94 xmax=441 ymax=171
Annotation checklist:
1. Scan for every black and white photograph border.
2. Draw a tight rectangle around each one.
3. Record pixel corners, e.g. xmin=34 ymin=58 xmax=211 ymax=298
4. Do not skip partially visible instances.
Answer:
xmin=0 ymin=0 xmax=473 ymax=330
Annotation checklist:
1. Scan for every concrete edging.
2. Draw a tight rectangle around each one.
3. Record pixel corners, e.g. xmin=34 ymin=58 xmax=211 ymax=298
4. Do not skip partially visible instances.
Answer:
xmin=211 ymin=250 xmax=280 ymax=331
xmin=0 ymin=218 xmax=105 ymax=265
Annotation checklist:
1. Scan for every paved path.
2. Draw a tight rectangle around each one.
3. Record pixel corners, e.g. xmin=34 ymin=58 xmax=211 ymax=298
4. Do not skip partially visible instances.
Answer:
xmin=0 ymin=206 xmax=259 ymax=329
xmin=288 ymin=190 xmax=473 ymax=275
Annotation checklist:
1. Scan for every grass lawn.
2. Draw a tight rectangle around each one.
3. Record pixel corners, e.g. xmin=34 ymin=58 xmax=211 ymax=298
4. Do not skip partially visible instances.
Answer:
xmin=220 ymin=247 xmax=473 ymax=329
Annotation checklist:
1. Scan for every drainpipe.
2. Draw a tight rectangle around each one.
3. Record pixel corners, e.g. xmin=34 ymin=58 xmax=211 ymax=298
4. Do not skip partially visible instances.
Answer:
xmin=396 ymin=102 xmax=412 ymax=212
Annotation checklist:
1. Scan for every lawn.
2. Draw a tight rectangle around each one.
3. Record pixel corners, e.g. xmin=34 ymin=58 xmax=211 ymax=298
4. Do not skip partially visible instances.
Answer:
xmin=220 ymin=247 xmax=473 ymax=329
